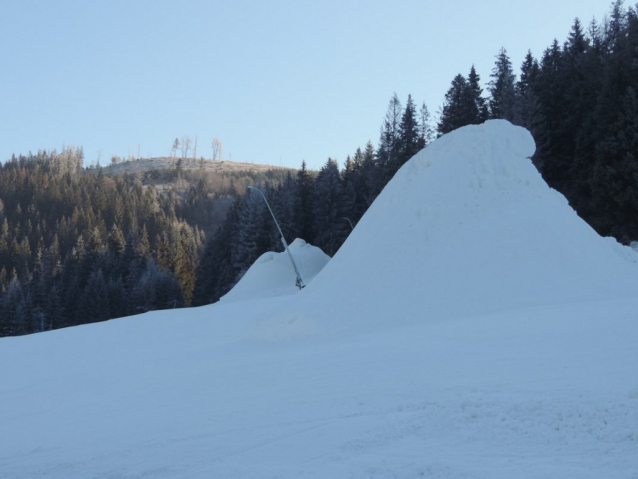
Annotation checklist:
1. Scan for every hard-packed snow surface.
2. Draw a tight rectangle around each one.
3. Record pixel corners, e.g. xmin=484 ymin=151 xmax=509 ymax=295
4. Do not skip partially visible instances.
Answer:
xmin=1 ymin=121 xmax=637 ymax=479
xmin=220 ymin=238 xmax=329 ymax=303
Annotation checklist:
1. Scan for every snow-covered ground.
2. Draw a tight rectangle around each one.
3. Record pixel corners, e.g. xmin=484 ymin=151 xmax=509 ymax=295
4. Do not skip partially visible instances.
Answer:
xmin=1 ymin=121 xmax=637 ymax=478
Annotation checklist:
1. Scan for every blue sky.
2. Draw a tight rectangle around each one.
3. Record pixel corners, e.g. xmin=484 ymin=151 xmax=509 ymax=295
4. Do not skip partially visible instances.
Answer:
xmin=1 ymin=0 xmax=612 ymax=169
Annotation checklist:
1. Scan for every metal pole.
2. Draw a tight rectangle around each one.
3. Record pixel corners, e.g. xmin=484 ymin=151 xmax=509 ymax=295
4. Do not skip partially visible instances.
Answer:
xmin=247 ymin=186 xmax=305 ymax=289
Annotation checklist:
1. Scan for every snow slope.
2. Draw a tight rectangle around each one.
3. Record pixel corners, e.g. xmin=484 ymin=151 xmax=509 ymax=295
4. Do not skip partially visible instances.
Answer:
xmin=1 ymin=120 xmax=637 ymax=478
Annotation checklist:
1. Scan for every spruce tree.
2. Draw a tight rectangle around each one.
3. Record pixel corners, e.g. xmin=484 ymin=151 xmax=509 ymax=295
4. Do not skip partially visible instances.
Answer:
xmin=437 ymin=74 xmax=470 ymax=135
xmin=313 ymin=158 xmax=346 ymax=256
xmin=517 ymin=50 xmax=540 ymax=130
xmin=397 ymin=94 xmax=421 ymax=170
xmin=467 ymin=65 xmax=489 ymax=123
xmin=293 ymin=161 xmax=315 ymax=244
xmin=376 ymin=93 xmax=402 ymax=183
xmin=488 ymin=48 xmax=518 ymax=122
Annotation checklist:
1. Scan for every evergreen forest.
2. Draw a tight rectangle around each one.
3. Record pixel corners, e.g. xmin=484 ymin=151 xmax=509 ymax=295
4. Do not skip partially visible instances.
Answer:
xmin=2 ymin=1 xmax=637 ymax=336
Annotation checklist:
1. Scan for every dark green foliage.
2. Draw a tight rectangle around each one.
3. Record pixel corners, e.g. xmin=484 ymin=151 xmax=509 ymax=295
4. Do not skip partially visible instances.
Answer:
xmin=516 ymin=51 xmax=540 ymax=130
xmin=529 ymin=2 xmax=638 ymax=242
xmin=294 ymin=161 xmax=315 ymax=244
xmin=438 ymin=66 xmax=488 ymax=135
xmin=398 ymin=95 xmax=421 ymax=169
xmin=438 ymin=74 xmax=471 ymax=135
xmin=0 ymin=148 xmax=289 ymax=336
xmin=313 ymin=158 xmax=347 ymax=256
xmin=468 ymin=66 xmax=489 ymax=124
xmin=488 ymin=48 xmax=518 ymax=121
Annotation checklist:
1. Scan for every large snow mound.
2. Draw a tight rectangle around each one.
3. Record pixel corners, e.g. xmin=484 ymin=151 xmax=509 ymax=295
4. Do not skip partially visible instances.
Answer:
xmin=221 ymin=238 xmax=329 ymax=302
xmin=268 ymin=120 xmax=638 ymax=335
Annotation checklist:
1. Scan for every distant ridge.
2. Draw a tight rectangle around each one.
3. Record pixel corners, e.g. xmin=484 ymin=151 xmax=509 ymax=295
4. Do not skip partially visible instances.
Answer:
xmin=90 ymin=157 xmax=294 ymax=175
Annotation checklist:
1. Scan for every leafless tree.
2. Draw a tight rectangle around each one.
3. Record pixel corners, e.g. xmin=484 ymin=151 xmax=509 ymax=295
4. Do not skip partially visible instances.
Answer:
xmin=212 ymin=137 xmax=223 ymax=161
xmin=181 ymin=136 xmax=191 ymax=158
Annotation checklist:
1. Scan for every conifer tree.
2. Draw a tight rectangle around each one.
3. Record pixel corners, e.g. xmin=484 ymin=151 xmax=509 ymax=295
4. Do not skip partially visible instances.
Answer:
xmin=517 ymin=51 xmax=540 ymax=130
xmin=397 ymin=95 xmax=421 ymax=170
xmin=313 ymin=158 xmax=347 ymax=256
xmin=294 ymin=161 xmax=315 ymax=243
xmin=437 ymin=74 xmax=470 ymax=135
xmin=418 ymin=103 xmax=435 ymax=147
xmin=488 ymin=48 xmax=518 ymax=121
xmin=467 ymin=66 xmax=489 ymax=123
xmin=376 ymin=93 xmax=402 ymax=182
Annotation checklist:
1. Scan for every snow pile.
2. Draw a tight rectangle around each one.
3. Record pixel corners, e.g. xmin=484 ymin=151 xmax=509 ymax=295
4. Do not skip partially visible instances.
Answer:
xmin=221 ymin=238 xmax=329 ymax=303
xmin=282 ymin=120 xmax=638 ymax=334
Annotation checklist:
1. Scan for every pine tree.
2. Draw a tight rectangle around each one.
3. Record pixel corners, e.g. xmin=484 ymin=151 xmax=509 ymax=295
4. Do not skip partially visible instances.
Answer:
xmin=77 ymin=268 xmax=110 ymax=323
xmin=293 ymin=161 xmax=315 ymax=244
xmin=517 ymin=50 xmax=540 ymax=130
xmin=376 ymin=93 xmax=402 ymax=183
xmin=138 ymin=225 xmax=151 ymax=259
xmin=467 ymin=65 xmax=489 ymax=123
xmin=532 ymin=40 xmax=564 ymax=180
xmin=437 ymin=74 xmax=470 ymax=135
xmin=173 ymin=225 xmax=198 ymax=306
xmin=108 ymin=224 xmax=126 ymax=256
xmin=397 ymin=94 xmax=421 ymax=171
xmin=313 ymin=158 xmax=346 ymax=256
xmin=488 ymin=48 xmax=518 ymax=121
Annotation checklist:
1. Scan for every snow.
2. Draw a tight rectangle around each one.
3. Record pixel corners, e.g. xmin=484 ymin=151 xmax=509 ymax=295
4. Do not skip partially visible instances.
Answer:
xmin=1 ymin=120 xmax=637 ymax=478
xmin=220 ymin=238 xmax=330 ymax=303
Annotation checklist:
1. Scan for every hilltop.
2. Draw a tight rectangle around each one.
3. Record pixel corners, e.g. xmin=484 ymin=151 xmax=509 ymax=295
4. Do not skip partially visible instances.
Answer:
xmin=91 ymin=156 xmax=294 ymax=176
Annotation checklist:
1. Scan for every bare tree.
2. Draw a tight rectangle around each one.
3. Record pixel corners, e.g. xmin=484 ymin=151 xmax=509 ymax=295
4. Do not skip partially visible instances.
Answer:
xmin=192 ymin=135 xmax=198 ymax=159
xmin=181 ymin=136 xmax=191 ymax=158
xmin=211 ymin=137 xmax=223 ymax=161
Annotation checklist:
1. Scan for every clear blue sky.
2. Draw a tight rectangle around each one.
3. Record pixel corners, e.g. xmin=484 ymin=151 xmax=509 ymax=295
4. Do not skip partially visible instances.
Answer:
xmin=1 ymin=0 xmax=612 ymax=170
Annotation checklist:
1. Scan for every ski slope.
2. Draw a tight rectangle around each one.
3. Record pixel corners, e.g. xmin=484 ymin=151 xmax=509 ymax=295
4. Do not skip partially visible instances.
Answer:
xmin=1 ymin=120 xmax=637 ymax=478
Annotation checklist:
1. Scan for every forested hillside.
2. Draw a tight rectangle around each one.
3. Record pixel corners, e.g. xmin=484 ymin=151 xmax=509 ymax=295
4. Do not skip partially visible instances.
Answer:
xmin=0 ymin=149 xmax=290 ymax=336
